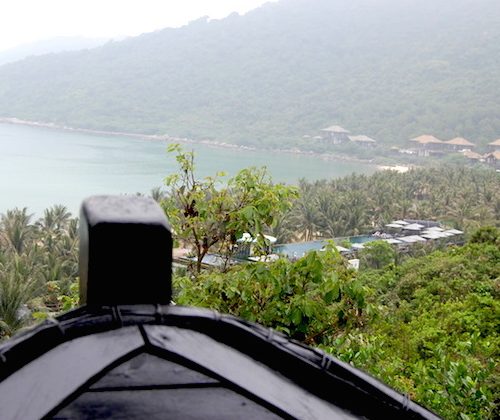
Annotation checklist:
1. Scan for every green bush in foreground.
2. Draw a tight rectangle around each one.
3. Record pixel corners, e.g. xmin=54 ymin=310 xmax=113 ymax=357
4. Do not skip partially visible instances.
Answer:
xmin=175 ymin=245 xmax=372 ymax=344
xmin=174 ymin=229 xmax=499 ymax=419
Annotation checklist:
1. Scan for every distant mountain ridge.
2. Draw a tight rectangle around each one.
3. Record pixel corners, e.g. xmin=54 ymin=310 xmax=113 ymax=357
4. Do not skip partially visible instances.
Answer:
xmin=0 ymin=0 xmax=499 ymax=149
xmin=0 ymin=36 xmax=110 ymax=66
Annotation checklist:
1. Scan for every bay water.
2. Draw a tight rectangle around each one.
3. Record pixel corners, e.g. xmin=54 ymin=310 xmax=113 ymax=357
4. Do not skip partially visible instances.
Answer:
xmin=0 ymin=123 xmax=376 ymax=216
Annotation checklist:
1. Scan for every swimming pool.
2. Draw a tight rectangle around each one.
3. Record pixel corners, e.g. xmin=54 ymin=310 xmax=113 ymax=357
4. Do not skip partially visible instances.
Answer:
xmin=273 ymin=240 xmax=327 ymax=258
xmin=273 ymin=235 xmax=377 ymax=257
xmin=345 ymin=235 xmax=376 ymax=244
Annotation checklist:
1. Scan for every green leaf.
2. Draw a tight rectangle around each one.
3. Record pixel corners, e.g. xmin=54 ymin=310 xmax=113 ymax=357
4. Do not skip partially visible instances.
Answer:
xmin=291 ymin=308 xmax=302 ymax=326
xmin=324 ymin=283 xmax=340 ymax=304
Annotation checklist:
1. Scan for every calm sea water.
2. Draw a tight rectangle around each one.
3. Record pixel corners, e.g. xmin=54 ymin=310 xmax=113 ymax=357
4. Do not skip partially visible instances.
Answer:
xmin=0 ymin=123 xmax=376 ymax=215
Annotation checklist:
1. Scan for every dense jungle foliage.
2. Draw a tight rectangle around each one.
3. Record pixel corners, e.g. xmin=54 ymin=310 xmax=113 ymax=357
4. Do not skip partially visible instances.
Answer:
xmin=279 ymin=166 xmax=500 ymax=242
xmin=0 ymin=205 xmax=78 ymax=336
xmin=0 ymin=165 xmax=499 ymax=418
xmin=0 ymin=0 xmax=499 ymax=149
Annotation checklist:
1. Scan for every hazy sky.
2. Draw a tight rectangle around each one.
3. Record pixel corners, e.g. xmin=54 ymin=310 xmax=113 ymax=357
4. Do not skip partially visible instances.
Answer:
xmin=0 ymin=0 xmax=276 ymax=52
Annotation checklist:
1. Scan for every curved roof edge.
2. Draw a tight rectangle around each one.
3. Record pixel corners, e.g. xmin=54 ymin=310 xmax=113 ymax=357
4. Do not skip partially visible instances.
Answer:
xmin=0 ymin=305 xmax=439 ymax=419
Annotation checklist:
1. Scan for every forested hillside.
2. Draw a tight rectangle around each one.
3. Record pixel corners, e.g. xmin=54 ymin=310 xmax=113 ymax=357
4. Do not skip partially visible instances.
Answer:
xmin=0 ymin=0 xmax=499 ymax=148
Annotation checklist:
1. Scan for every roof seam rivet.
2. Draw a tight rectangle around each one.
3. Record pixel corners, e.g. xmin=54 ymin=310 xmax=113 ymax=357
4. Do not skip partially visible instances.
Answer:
xmin=111 ymin=306 xmax=123 ymax=328
xmin=155 ymin=303 xmax=164 ymax=323
xmin=403 ymin=393 xmax=411 ymax=411
xmin=321 ymin=353 xmax=331 ymax=370
xmin=267 ymin=327 xmax=274 ymax=342
xmin=47 ymin=317 xmax=65 ymax=336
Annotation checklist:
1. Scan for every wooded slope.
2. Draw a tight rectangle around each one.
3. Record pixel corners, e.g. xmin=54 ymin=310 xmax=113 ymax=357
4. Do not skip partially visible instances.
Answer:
xmin=0 ymin=0 xmax=499 ymax=148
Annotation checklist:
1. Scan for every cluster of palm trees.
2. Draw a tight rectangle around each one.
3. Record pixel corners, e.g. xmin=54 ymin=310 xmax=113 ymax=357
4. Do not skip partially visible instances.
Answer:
xmin=0 ymin=205 xmax=78 ymax=337
xmin=273 ymin=166 xmax=500 ymax=243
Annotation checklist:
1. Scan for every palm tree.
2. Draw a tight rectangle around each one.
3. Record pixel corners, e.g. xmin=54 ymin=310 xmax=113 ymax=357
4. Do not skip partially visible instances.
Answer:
xmin=0 ymin=208 xmax=33 ymax=254
xmin=316 ymin=193 xmax=340 ymax=238
xmin=267 ymin=213 xmax=295 ymax=244
xmin=0 ymin=254 xmax=40 ymax=336
xmin=150 ymin=187 xmax=168 ymax=203
xmin=290 ymin=192 xmax=321 ymax=241
xmin=38 ymin=205 xmax=71 ymax=234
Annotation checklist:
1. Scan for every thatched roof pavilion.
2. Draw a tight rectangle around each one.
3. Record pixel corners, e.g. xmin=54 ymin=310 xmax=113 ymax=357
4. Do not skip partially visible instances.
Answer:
xmin=320 ymin=125 xmax=350 ymax=144
xmin=348 ymin=135 xmax=376 ymax=144
xmin=485 ymin=150 xmax=500 ymax=166
xmin=445 ymin=137 xmax=475 ymax=147
xmin=321 ymin=125 xmax=350 ymax=133
xmin=410 ymin=135 xmax=443 ymax=145
xmin=488 ymin=139 xmax=500 ymax=149
xmin=410 ymin=135 xmax=445 ymax=156
xmin=463 ymin=150 xmax=483 ymax=160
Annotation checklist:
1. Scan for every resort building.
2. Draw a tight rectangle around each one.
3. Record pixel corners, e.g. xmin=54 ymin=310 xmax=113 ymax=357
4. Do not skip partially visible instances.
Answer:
xmin=488 ymin=138 xmax=500 ymax=151
xmin=409 ymin=135 xmax=445 ymax=157
xmin=234 ymin=233 xmax=277 ymax=259
xmin=485 ymin=150 xmax=500 ymax=168
xmin=273 ymin=219 xmax=463 ymax=261
xmin=444 ymin=137 xmax=475 ymax=151
xmin=319 ymin=125 xmax=350 ymax=144
xmin=175 ymin=233 xmax=278 ymax=269
xmin=463 ymin=150 xmax=484 ymax=163
xmin=348 ymin=135 xmax=377 ymax=146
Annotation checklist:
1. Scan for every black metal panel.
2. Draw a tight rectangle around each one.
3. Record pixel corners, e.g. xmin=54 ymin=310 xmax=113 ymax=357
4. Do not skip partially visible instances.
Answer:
xmin=0 ymin=326 xmax=145 ymax=420
xmin=144 ymin=324 xmax=355 ymax=420
xmin=52 ymin=388 xmax=283 ymax=419
xmin=79 ymin=196 xmax=172 ymax=305
xmin=0 ymin=305 xmax=440 ymax=419
xmin=89 ymin=353 xmax=219 ymax=389
xmin=144 ymin=310 xmax=417 ymax=419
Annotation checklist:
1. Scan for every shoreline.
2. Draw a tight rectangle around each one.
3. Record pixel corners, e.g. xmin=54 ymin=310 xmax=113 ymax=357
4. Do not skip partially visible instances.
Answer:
xmin=0 ymin=117 xmax=382 ymax=166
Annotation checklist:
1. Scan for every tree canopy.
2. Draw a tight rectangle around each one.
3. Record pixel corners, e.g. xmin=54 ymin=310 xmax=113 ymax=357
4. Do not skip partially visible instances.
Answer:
xmin=162 ymin=144 xmax=297 ymax=273
xmin=280 ymin=166 xmax=500 ymax=243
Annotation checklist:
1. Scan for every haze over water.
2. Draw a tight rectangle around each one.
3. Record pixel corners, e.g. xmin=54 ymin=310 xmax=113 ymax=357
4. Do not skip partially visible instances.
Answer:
xmin=0 ymin=123 xmax=376 ymax=215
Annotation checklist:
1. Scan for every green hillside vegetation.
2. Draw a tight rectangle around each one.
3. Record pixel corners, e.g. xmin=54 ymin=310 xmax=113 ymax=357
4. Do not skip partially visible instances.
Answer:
xmin=1 ymin=163 xmax=499 ymax=418
xmin=0 ymin=0 xmax=499 ymax=149
xmin=174 ymin=230 xmax=499 ymax=419
xmin=174 ymin=232 xmax=499 ymax=419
